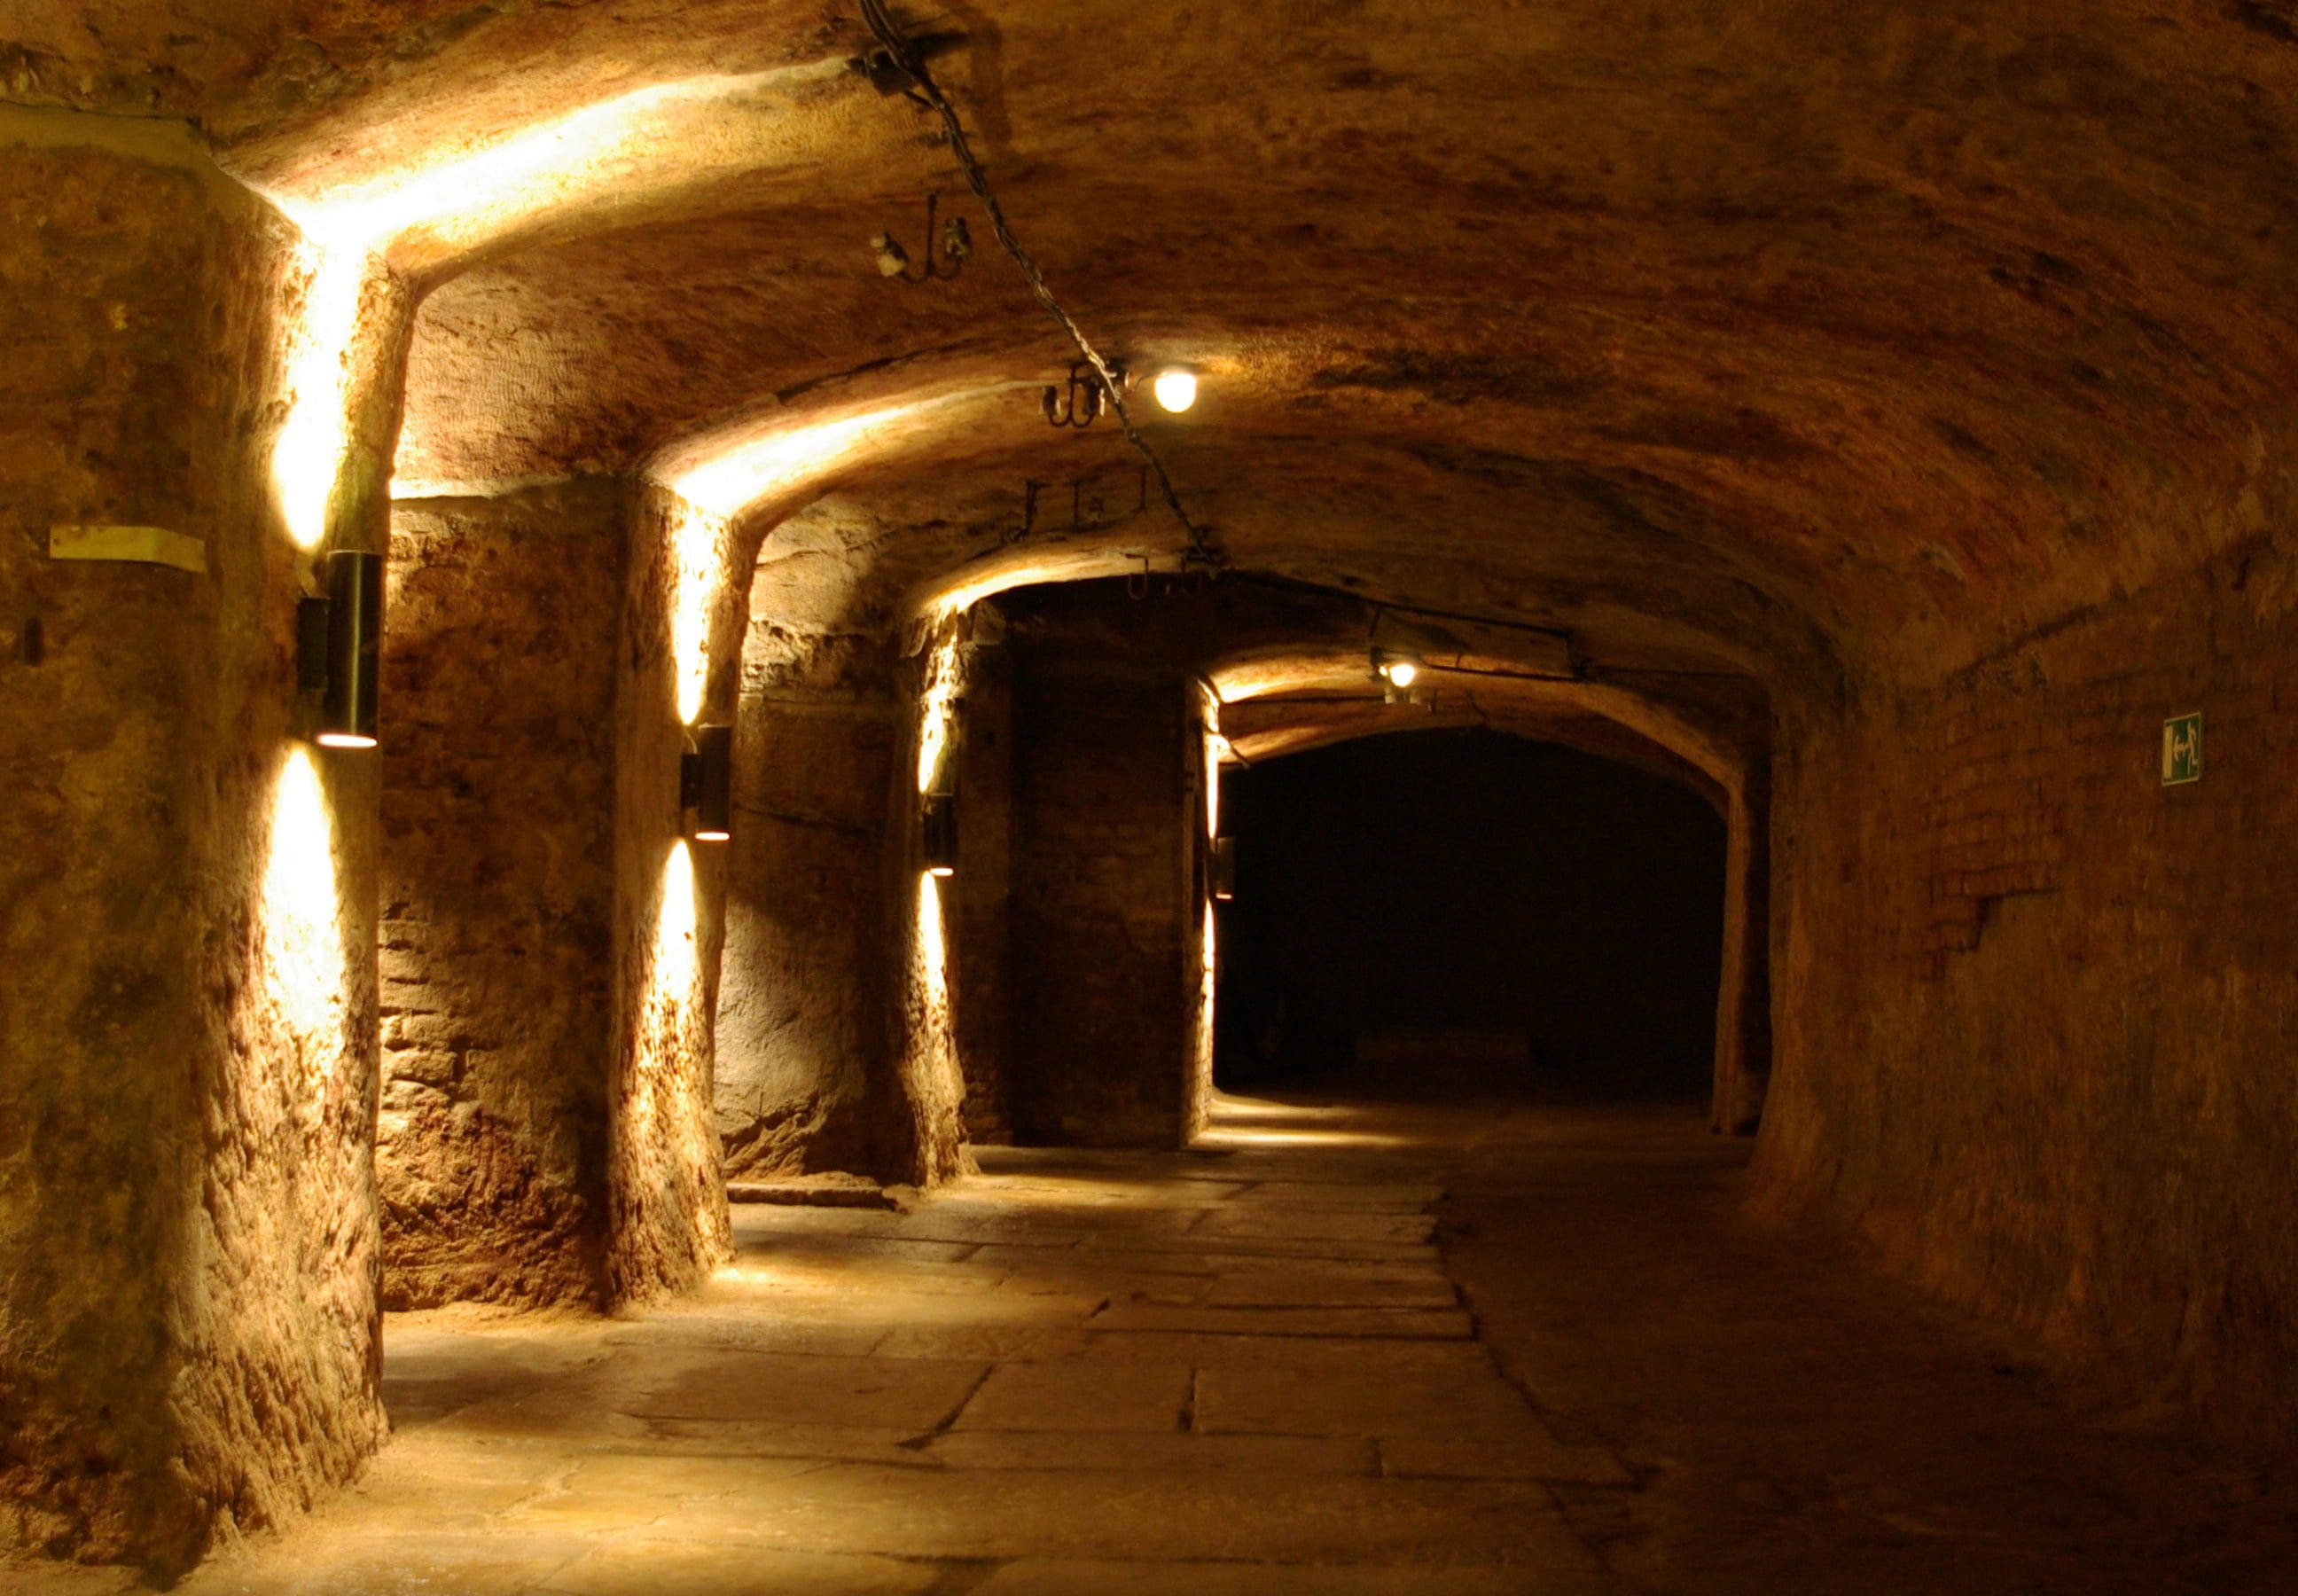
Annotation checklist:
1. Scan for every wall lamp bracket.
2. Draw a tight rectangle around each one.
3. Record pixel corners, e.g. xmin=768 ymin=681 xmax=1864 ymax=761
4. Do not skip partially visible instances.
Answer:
xmin=681 ymin=724 xmax=734 ymax=842
xmin=296 ymin=550 xmax=384 ymax=748
xmin=1043 ymin=359 xmax=1128 ymax=429
xmin=872 ymin=192 xmax=971 ymax=283
xmin=848 ymin=28 xmax=967 ymax=101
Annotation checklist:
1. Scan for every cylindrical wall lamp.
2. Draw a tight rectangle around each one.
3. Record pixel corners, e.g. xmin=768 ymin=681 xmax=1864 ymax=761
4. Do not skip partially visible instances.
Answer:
xmin=1209 ymin=836 xmax=1238 ymax=903
xmin=922 ymin=794 xmax=958 ymax=878
xmin=681 ymin=724 xmax=734 ymax=842
xmin=296 ymin=550 xmax=384 ymax=748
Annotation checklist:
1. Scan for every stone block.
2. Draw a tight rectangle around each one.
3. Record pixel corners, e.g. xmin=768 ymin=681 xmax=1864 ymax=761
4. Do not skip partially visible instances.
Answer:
xmin=951 ymin=1359 xmax=1193 ymax=1432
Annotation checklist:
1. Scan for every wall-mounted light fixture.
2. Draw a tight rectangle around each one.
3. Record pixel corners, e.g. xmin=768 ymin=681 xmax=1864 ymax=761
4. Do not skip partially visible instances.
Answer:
xmin=871 ymin=192 xmax=971 ymax=283
xmin=296 ymin=550 xmax=384 ymax=748
xmin=681 ymin=724 xmax=734 ymax=842
xmin=1043 ymin=360 xmax=1129 ymax=429
xmin=921 ymin=794 xmax=958 ymax=878
xmin=1152 ymin=368 xmax=1200 ymax=414
xmin=1209 ymin=836 xmax=1238 ymax=903
xmin=1372 ymin=646 xmax=1425 ymax=705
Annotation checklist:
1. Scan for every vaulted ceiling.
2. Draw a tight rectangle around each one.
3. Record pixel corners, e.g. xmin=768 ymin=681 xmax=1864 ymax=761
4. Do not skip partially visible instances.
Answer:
xmin=24 ymin=0 xmax=2298 ymax=692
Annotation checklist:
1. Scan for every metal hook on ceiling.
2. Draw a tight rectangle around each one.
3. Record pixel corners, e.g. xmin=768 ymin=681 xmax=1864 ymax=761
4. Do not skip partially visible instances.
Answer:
xmin=1000 ymin=480 xmax=1043 ymax=546
xmin=871 ymin=192 xmax=972 ymax=284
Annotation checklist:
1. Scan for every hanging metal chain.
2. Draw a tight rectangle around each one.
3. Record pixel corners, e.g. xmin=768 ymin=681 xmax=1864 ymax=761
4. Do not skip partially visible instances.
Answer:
xmin=857 ymin=0 xmax=1224 ymax=571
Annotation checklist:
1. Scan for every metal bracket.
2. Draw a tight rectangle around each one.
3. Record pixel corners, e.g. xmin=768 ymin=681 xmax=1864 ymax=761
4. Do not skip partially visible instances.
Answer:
xmin=872 ymin=192 xmax=971 ymax=284
xmin=1043 ymin=359 xmax=1128 ymax=428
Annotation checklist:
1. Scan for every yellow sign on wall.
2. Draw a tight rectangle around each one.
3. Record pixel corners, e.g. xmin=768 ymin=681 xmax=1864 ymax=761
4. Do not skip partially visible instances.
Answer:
xmin=49 ymin=524 xmax=207 ymax=575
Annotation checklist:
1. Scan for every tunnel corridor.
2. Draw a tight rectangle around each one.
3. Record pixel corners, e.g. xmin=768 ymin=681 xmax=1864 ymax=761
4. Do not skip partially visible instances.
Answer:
xmin=13 ymin=0 xmax=2298 ymax=1586
xmin=1215 ymin=730 xmax=1728 ymax=1099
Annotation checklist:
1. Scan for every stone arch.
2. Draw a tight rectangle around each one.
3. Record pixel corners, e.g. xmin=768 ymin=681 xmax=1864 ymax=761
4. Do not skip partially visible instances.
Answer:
xmin=1204 ymin=661 xmax=1769 ymax=1133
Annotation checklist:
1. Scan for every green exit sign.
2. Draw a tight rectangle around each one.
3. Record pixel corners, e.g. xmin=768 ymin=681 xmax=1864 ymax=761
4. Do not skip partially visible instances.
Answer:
xmin=2161 ymin=712 xmax=2203 ymax=786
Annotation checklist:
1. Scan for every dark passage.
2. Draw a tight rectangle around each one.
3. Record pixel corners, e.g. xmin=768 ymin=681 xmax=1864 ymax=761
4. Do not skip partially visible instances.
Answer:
xmin=1215 ymin=729 xmax=1727 ymax=1095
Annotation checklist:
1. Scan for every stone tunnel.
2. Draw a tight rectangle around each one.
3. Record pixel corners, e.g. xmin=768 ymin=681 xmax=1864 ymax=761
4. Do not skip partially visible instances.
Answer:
xmin=6 ymin=1 xmax=2298 ymax=1589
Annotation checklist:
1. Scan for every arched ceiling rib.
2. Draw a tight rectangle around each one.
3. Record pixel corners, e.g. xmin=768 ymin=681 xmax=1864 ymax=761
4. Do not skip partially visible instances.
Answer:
xmin=1203 ymin=646 xmax=1761 ymax=802
xmin=958 ymin=577 xmax=1768 ymax=816
xmin=719 ymin=432 xmax=1826 ymax=685
xmin=1214 ymin=700 xmax=1725 ymax=816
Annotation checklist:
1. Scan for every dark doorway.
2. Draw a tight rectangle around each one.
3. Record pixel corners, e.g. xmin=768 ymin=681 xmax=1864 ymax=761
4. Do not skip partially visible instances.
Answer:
xmin=1215 ymin=729 xmax=1727 ymax=1099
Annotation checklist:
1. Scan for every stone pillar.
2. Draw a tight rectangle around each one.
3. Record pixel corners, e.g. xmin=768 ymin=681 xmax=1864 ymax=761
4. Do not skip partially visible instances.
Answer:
xmin=0 ymin=111 xmax=393 ymax=1572
xmin=712 ymin=575 xmax=982 ymax=1192
xmin=379 ymin=473 xmax=755 ymax=1315
xmin=890 ymin=621 xmax=979 ymax=1185
xmin=1007 ymin=643 xmax=1205 ymax=1146
xmin=375 ymin=481 xmax=630 ymax=1307
xmin=1710 ymin=778 xmax=1773 ymax=1135
xmin=604 ymin=487 xmax=737 ymax=1305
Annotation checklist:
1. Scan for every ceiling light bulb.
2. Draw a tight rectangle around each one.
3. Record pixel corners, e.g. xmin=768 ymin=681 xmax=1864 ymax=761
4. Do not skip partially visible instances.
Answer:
xmin=1153 ymin=370 xmax=1199 ymax=413
xmin=1385 ymin=660 xmax=1419 ymax=689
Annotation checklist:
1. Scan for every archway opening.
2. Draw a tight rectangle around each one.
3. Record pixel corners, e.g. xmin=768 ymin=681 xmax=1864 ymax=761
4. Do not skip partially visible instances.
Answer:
xmin=1215 ymin=727 xmax=1727 ymax=1106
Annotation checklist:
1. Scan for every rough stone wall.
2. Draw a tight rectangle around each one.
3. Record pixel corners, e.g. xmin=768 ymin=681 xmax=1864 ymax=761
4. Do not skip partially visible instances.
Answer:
xmin=715 ymin=617 xmax=898 ymax=1180
xmin=1713 ymin=781 xmax=1772 ymax=1134
xmin=710 ymin=551 xmax=979 ymax=1190
xmin=605 ymin=487 xmax=735 ymax=1304
xmin=376 ymin=482 xmax=629 ymax=1309
xmin=1757 ymin=529 xmax=2298 ymax=1442
xmin=951 ymin=622 xmax=1017 ymax=1145
xmin=0 ymin=115 xmax=383 ymax=1572
xmin=1186 ymin=705 xmax=1217 ymax=1145
xmin=1009 ymin=644 xmax=1201 ymax=1146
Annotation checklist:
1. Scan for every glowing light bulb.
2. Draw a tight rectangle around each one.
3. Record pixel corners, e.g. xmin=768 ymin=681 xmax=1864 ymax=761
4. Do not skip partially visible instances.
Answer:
xmin=1153 ymin=370 xmax=1199 ymax=413
xmin=1385 ymin=660 xmax=1419 ymax=689
xmin=927 ymin=864 xmax=957 ymax=880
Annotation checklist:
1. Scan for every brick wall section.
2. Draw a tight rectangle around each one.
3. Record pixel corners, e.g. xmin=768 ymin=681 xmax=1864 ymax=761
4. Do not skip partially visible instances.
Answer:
xmin=377 ymin=482 xmax=629 ymax=1308
xmin=1009 ymin=645 xmax=1200 ymax=1146
xmin=1900 ymin=684 xmax=2077 ymax=971
xmin=1759 ymin=530 xmax=2298 ymax=1443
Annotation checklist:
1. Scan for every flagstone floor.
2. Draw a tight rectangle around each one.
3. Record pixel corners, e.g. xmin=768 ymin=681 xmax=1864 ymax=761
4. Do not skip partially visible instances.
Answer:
xmin=13 ymin=1087 xmax=2294 ymax=1593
